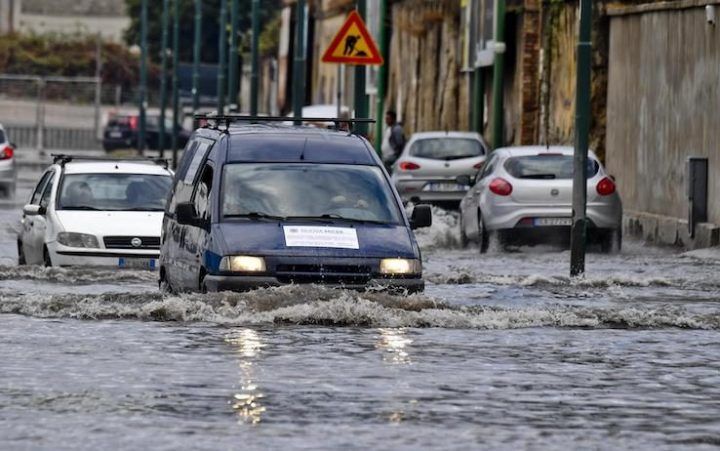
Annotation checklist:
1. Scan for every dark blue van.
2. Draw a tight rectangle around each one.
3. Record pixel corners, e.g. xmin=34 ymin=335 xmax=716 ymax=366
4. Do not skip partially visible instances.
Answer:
xmin=159 ymin=117 xmax=432 ymax=293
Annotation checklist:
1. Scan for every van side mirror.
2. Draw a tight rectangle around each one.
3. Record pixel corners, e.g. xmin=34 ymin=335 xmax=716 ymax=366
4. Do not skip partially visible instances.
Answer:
xmin=176 ymin=202 xmax=199 ymax=226
xmin=23 ymin=204 xmax=43 ymax=216
xmin=456 ymin=175 xmax=474 ymax=187
xmin=410 ymin=204 xmax=432 ymax=230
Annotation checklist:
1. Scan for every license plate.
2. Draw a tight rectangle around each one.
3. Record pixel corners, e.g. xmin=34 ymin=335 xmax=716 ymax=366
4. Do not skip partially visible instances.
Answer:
xmin=423 ymin=182 xmax=468 ymax=192
xmin=534 ymin=217 xmax=572 ymax=226
xmin=110 ymin=131 xmax=123 ymax=138
xmin=118 ymin=257 xmax=157 ymax=270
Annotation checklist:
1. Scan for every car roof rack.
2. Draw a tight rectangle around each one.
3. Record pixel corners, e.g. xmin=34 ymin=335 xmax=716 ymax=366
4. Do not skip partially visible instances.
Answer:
xmin=51 ymin=154 xmax=170 ymax=169
xmin=193 ymin=114 xmax=375 ymax=134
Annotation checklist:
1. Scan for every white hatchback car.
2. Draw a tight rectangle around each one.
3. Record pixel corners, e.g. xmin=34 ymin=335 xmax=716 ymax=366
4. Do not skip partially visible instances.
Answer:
xmin=18 ymin=155 xmax=173 ymax=268
xmin=391 ymin=131 xmax=488 ymax=206
xmin=0 ymin=123 xmax=17 ymax=199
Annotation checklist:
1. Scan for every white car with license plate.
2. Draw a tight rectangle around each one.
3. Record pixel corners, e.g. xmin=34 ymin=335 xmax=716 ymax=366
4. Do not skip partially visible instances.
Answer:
xmin=459 ymin=146 xmax=622 ymax=253
xmin=391 ymin=131 xmax=488 ymax=206
xmin=17 ymin=155 xmax=173 ymax=269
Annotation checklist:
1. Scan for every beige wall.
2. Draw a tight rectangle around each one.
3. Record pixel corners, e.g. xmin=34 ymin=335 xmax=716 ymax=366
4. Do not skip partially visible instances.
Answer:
xmin=606 ymin=5 xmax=720 ymax=224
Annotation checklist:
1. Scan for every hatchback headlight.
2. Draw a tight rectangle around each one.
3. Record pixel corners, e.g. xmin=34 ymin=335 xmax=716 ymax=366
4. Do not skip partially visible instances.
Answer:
xmin=220 ymin=256 xmax=266 ymax=272
xmin=380 ymin=258 xmax=421 ymax=275
xmin=57 ymin=232 xmax=99 ymax=248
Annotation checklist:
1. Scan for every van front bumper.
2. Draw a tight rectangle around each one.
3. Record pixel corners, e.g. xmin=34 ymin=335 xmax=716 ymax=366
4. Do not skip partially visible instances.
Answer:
xmin=203 ymin=275 xmax=424 ymax=294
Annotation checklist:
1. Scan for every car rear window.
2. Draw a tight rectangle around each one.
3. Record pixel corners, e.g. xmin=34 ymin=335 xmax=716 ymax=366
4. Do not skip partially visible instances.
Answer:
xmin=504 ymin=155 xmax=599 ymax=180
xmin=0 ymin=130 xmax=6 ymax=143
xmin=410 ymin=138 xmax=484 ymax=160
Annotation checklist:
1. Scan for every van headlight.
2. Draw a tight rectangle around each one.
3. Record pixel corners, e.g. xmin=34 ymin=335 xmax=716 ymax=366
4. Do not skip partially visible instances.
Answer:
xmin=379 ymin=258 xmax=421 ymax=275
xmin=57 ymin=232 xmax=99 ymax=248
xmin=220 ymin=256 xmax=266 ymax=272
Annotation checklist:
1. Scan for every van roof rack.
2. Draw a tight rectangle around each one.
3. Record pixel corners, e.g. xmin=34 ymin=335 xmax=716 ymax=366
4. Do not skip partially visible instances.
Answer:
xmin=51 ymin=154 xmax=170 ymax=169
xmin=193 ymin=114 xmax=375 ymax=133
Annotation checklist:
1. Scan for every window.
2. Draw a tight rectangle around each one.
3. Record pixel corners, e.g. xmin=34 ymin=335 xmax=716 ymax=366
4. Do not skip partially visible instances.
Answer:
xmin=503 ymin=155 xmax=599 ymax=180
xmin=30 ymin=171 xmax=53 ymax=205
xmin=409 ymin=138 xmax=485 ymax=160
xmin=184 ymin=142 xmax=211 ymax=184
xmin=39 ymin=173 xmax=55 ymax=209
xmin=174 ymin=140 xmax=199 ymax=183
xmin=58 ymin=173 xmax=173 ymax=211
xmin=222 ymin=163 xmax=402 ymax=224
xmin=479 ymin=155 xmax=497 ymax=180
xmin=193 ymin=165 xmax=213 ymax=221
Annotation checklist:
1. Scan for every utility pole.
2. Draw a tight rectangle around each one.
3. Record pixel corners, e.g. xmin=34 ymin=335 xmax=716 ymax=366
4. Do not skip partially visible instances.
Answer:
xmin=229 ymin=0 xmax=240 ymax=112
xmin=94 ymin=33 xmax=102 ymax=142
xmin=171 ymin=0 xmax=180 ymax=167
xmin=217 ymin=0 xmax=227 ymax=115
xmin=491 ymin=0 xmax=506 ymax=149
xmin=472 ymin=69 xmax=484 ymax=135
xmin=250 ymin=0 xmax=260 ymax=116
xmin=138 ymin=0 xmax=148 ymax=155
xmin=159 ymin=0 xmax=169 ymax=158
xmin=292 ymin=0 xmax=306 ymax=124
xmin=354 ymin=0 xmax=368 ymax=135
xmin=192 ymin=0 xmax=202 ymax=114
xmin=373 ymin=0 xmax=389 ymax=153
xmin=570 ymin=0 xmax=592 ymax=276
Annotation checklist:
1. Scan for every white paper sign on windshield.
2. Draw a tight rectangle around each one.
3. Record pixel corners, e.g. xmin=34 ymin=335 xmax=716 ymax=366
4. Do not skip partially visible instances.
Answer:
xmin=283 ymin=226 xmax=359 ymax=249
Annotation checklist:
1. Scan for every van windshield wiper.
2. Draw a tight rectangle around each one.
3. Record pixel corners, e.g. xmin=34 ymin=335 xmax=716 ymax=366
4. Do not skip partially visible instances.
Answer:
xmin=122 ymin=207 xmax=166 ymax=211
xmin=60 ymin=205 xmax=104 ymax=211
xmin=224 ymin=212 xmax=286 ymax=221
xmin=286 ymin=214 xmax=392 ymax=225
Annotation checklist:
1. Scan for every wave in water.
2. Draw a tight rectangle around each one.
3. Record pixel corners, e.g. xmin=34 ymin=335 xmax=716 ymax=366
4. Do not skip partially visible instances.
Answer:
xmin=0 ymin=265 xmax=158 ymax=284
xmin=1 ymin=285 xmax=718 ymax=329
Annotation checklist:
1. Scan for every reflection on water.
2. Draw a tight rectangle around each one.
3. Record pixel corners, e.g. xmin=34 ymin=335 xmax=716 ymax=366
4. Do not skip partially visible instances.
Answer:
xmin=377 ymin=328 xmax=412 ymax=364
xmin=226 ymin=328 xmax=266 ymax=424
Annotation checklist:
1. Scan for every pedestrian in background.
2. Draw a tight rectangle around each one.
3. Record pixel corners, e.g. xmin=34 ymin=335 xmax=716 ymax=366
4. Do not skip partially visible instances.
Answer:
xmin=381 ymin=110 xmax=405 ymax=172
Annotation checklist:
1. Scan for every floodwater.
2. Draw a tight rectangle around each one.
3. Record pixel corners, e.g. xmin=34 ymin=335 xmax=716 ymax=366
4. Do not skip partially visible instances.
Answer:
xmin=2 ymin=174 xmax=720 ymax=450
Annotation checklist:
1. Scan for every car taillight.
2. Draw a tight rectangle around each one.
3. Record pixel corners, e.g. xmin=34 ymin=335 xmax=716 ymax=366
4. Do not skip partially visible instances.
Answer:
xmin=129 ymin=116 xmax=139 ymax=130
xmin=596 ymin=177 xmax=616 ymax=196
xmin=473 ymin=161 xmax=484 ymax=170
xmin=489 ymin=177 xmax=513 ymax=196
xmin=0 ymin=145 xmax=13 ymax=160
xmin=399 ymin=161 xmax=420 ymax=171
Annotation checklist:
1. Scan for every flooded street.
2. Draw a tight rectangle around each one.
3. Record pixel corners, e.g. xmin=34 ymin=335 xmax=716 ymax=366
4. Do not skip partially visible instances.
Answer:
xmin=2 ymin=175 xmax=720 ymax=450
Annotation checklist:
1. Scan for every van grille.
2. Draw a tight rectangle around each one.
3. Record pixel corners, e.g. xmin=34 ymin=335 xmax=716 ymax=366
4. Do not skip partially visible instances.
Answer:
xmin=275 ymin=264 xmax=373 ymax=285
xmin=103 ymin=236 xmax=160 ymax=250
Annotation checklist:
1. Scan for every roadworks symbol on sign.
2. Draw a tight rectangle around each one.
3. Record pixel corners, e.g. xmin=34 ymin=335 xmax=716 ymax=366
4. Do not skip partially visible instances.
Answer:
xmin=321 ymin=10 xmax=383 ymax=66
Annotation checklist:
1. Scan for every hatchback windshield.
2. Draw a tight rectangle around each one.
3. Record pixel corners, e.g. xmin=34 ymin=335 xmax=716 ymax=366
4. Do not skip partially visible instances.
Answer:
xmin=58 ymin=173 xmax=172 ymax=211
xmin=504 ymin=155 xmax=600 ymax=180
xmin=222 ymin=164 xmax=402 ymax=224
xmin=410 ymin=138 xmax=484 ymax=160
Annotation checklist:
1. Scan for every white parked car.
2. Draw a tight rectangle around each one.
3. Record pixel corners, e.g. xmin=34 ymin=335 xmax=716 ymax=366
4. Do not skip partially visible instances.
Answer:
xmin=18 ymin=155 xmax=173 ymax=268
xmin=391 ymin=131 xmax=488 ymax=206
xmin=459 ymin=146 xmax=622 ymax=253
xmin=0 ymin=123 xmax=17 ymax=199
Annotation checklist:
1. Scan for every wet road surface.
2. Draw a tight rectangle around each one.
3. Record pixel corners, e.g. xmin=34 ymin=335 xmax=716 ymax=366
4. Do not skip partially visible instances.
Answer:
xmin=2 ymin=172 xmax=720 ymax=450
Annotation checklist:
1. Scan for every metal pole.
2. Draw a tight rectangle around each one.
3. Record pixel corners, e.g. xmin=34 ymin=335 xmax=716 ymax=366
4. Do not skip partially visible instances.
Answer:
xmin=217 ymin=0 xmax=227 ymax=115
xmin=292 ymin=0 xmax=306 ymax=124
xmin=570 ymin=0 xmax=593 ymax=276
xmin=354 ymin=0 xmax=368 ymax=135
xmin=94 ymin=33 xmax=102 ymax=142
xmin=36 ymin=78 xmax=44 ymax=152
xmin=250 ymin=0 xmax=260 ymax=116
xmin=192 ymin=0 xmax=202 ymax=113
xmin=159 ymin=0 xmax=170 ymax=158
xmin=171 ymin=0 xmax=180 ymax=167
xmin=373 ymin=0 xmax=388 ymax=153
xmin=229 ymin=0 xmax=240 ymax=112
xmin=336 ymin=65 xmax=342 ymax=118
xmin=138 ymin=0 xmax=148 ymax=155
xmin=472 ymin=68 xmax=484 ymax=134
xmin=491 ymin=0 xmax=505 ymax=149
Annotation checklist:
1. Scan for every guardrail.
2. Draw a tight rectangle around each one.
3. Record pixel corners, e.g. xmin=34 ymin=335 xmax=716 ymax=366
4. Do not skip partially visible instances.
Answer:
xmin=4 ymin=125 xmax=99 ymax=150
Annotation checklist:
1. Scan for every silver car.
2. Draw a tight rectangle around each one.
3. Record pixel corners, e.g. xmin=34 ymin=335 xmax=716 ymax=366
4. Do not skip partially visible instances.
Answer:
xmin=0 ymin=124 xmax=17 ymax=199
xmin=391 ymin=131 xmax=488 ymax=206
xmin=459 ymin=146 xmax=622 ymax=253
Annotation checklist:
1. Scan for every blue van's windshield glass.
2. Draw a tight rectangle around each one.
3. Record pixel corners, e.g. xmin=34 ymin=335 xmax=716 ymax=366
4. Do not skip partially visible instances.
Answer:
xmin=222 ymin=164 xmax=401 ymax=224
xmin=58 ymin=173 xmax=172 ymax=211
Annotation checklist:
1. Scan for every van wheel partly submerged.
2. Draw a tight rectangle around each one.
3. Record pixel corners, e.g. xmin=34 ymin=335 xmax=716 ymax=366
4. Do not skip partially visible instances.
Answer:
xmin=159 ymin=269 xmax=174 ymax=294
xmin=43 ymin=246 xmax=52 ymax=267
xmin=17 ymin=241 xmax=26 ymax=265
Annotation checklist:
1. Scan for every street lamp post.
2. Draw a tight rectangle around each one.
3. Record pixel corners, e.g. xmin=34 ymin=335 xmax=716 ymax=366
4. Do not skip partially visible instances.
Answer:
xmin=138 ymin=0 xmax=148 ymax=155
xmin=292 ymin=0 xmax=306 ymax=124
xmin=354 ymin=0 xmax=368 ymax=135
xmin=250 ymin=0 xmax=260 ymax=116
xmin=229 ymin=0 xmax=240 ymax=112
xmin=171 ymin=0 xmax=180 ymax=167
xmin=159 ymin=0 xmax=170 ymax=158
xmin=192 ymin=0 xmax=202 ymax=114
xmin=570 ymin=0 xmax=593 ymax=276
xmin=491 ymin=0 xmax=506 ymax=149
xmin=217 ymin=0 xmax=227 ymax=115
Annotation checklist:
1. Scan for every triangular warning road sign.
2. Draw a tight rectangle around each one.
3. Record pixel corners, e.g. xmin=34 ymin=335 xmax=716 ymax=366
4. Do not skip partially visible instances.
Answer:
xmin=321 ymin=10 xmax=384 ymax=66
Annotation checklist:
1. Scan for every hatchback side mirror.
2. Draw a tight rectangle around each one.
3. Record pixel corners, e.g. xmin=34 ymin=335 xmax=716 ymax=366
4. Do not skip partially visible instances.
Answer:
xmin=23 ymin=204 xmax=44 ymax=216
xmin=456 ymin=175 xmax=474 ymax=187
xmin=176 ymin=202 xmax=198 ymax=226
xmin=410 ymin=204 xmax=432 ymax=230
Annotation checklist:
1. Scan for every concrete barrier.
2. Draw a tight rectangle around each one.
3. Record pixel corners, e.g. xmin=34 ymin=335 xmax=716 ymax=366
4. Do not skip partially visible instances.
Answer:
xmin=625 ymin=210 xmax=720 ymax=250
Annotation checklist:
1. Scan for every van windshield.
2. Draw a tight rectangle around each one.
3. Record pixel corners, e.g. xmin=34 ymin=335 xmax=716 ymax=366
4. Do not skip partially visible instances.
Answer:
xmin=58 ymin=173 xmax=172 ymax=211
xmin=222 ymin=163 xmax=402 ymax=224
